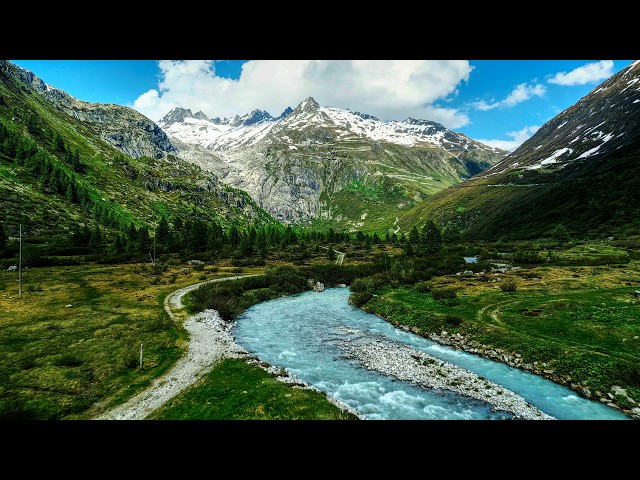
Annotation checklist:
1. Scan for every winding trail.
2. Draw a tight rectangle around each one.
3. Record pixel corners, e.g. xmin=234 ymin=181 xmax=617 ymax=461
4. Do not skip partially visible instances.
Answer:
xmin=95 ymin=274 xmax=261 ymax=420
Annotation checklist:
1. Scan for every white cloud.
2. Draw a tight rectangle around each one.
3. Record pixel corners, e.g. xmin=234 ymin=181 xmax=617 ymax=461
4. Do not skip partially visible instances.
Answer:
xmin=477 ymin=125 xmax=540 ymax=152
xmin=471 ymin=83 xmax=546 ymax=111
xmin=131 ymin=60 xmax=472 ymax=129
xmin=548 ymin=60 xmax=614 ymax=86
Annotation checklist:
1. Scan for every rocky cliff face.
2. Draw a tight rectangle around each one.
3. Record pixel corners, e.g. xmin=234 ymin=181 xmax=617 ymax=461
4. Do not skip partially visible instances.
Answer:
xmin=5 ymin=60 xmax=177 ymax=159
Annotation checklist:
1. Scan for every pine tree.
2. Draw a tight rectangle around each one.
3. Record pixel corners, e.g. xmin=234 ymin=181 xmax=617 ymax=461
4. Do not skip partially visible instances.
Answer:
xmin=52 ymin=132 xmax=65 ymax=152
xmin=65 ymin=182 xmax=76 ymax=203
xmin=113 ymin=233 xmax=125 ymax=255
xmin=88 ymin=225 xmax=102 ymax=249
xmin=441 ymin=225 xmax=462 ymax=245
xmin=409 ymin=225 xmax=420 ymax=245
xmin=421 ymin=220 xmax=442 ymax=254
xmin=327 ymin=246 xmax=336 ymax=261
xmin=156 ymin=216 xmax=170 ymax=250
xmin=0 ymin=222 xmax=6 ymax=253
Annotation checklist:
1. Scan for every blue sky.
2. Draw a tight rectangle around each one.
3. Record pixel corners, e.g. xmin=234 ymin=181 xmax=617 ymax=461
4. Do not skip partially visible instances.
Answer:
xmin=11 ymin=59 xmax=635 ymax=151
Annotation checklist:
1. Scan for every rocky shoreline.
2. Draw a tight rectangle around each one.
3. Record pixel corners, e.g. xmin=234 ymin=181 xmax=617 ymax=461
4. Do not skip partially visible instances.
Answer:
xmin=386 ymin=321 xmax=640 ymax=419
xmin=337 ymin=332 xmax=553 ymax=420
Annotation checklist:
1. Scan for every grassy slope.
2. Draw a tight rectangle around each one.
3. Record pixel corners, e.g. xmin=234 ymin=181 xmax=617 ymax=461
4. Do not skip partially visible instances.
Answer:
xmin=148 ymin=358 xmax=356 ymax=420
xmin=398 ymin=141 xmax=640 ymax=240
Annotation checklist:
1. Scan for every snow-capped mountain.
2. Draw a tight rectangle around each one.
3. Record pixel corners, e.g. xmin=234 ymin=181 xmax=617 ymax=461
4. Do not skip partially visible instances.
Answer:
xmin=160 ymin=96 xmax=502 ymax=154
xmin=480 ymin=60 xmax=640 ymax=177
xmin=398 ymin=60 xmax=640 ymax=240
xmin=159 ymin=97 xmax=506 ymax=229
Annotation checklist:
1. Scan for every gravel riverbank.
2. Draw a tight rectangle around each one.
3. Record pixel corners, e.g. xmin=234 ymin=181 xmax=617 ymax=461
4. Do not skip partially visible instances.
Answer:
xmin=338 ymin=332 xmax=554 ymax=420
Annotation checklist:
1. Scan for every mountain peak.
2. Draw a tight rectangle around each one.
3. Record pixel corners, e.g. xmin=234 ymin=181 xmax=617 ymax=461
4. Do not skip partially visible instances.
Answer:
xmin=276 ymin=106 xmax=293 ymax=120
xmin=402 ymin=118 xmax=445 ymax=130
xmin=294 ymin=97 xmax=320 ymax=114
xmin=193 ymin=110 xmax=209 ymax=121
xmin=159 ymin=107 xmax=195 ymax=126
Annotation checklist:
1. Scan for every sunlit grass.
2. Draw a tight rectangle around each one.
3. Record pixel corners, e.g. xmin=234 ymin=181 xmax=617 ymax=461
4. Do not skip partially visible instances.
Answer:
xmin=148 ymin=358 xmax=357 ymax=420
xmin=0 ymin=259 xmax=266 ymax=419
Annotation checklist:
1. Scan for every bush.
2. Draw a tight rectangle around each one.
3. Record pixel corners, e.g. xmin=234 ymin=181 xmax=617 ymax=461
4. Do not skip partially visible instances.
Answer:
xmin=512 ymin=250 xmax=544 ymax=264
xmin=443 ymin=314 xmax=463 ymax=326
xmin=431 ymin=287 xmax=458 ymax=300
xmin=350 ymin=276 xmax=385 ymax=293
xmin=265 ymin=266 xmax=308 ymax=295
xmin=53 ymin=353 xmax=83 ymax=367
xmin=349 ymin=291 xmax=373 ymax=308
xmin=414 ymin=281 xmax=431 ymax=293
xmin=500 ymin=280 xmax=517 ymax=292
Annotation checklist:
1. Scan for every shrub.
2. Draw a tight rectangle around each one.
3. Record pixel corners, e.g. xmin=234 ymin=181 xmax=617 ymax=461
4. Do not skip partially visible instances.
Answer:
xmin=53 ymin=353 xmax=83 ymax=367
xmin=265 ymin=265 xmax=308 ymax=295
xmin=414 ymin=281 xmax=431 ymax=293
xmin=500 ymin=280 xmax=517 ymax=292
xmin=512 ymin=250 xmax=544 ymax=264
xmin=431 ymin=287 xmax=458 ymax=300
xmin=443 ymin=314 xmax=463 ymax=326
xmin=349 ymin=291 xmax=373 ymax=308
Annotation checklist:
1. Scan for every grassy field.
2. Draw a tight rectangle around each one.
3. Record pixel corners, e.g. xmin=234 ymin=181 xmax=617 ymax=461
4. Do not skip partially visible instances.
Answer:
xmin=148 ymin=358 xmax=356 ymax=420
xmin=0 ymin=252 xmax=363 ymax=420
xmin=360 ymin=248 xmax=640 ymax=413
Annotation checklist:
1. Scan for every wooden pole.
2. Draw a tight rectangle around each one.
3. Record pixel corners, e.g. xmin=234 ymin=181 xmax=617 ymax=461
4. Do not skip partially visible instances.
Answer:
xmin=18 ymin=224 xmax=22 ymax=298
xmin=139 ymin=343 xmax=144 ymax=369
xmin=153 ymin=226 xmax=156 ymax=267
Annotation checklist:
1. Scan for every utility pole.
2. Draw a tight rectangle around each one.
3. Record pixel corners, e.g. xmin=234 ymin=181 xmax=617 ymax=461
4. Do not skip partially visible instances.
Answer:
xmin=153 ymin=225 xmax=156 ymax=267
xmin=18 ymin=224 xmax=22 ymax=298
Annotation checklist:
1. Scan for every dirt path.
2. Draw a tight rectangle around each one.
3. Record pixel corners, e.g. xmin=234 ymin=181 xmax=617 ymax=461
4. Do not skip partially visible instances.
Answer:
xmin=94 ymin=274 xmax=262 ymax=420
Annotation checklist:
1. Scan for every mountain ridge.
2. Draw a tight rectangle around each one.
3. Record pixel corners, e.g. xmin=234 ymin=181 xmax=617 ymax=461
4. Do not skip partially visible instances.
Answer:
xmin=159 ymin=96 xmax=507 ymax=231
xmin=398 ymin=59 xmax=640 ymax=240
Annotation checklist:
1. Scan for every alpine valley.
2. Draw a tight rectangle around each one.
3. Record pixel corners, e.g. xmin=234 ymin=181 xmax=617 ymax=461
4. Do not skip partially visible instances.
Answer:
xmin=1 ymin=59 xmax=640 ymax=423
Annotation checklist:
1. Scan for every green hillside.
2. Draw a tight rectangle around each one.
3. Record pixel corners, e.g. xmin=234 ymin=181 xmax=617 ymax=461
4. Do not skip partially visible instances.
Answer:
xmin=398 ymin=140 xmax=640 ymax=240
xmin=0 ymin=60 xmax=274 ymax=257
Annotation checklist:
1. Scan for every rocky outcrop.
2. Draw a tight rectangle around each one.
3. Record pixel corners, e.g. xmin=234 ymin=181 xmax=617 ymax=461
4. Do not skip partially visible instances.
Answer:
xmin=4 ymin=60 xmax=177 ymax=159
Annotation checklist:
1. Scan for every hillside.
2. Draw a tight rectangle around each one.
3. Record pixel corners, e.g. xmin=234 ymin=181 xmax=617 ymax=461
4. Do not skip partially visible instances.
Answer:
xmin=399 ymin=60 xmax=640 ymax=240
xmin=0 ymin=60 xmax=274 ymax=256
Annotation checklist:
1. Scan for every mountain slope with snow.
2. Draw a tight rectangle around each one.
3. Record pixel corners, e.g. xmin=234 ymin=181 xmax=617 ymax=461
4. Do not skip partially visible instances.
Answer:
xmin=398 ymin=60 xmax=640 ymax=239
xmin=159 ymin=97 xmax=506 ymax=231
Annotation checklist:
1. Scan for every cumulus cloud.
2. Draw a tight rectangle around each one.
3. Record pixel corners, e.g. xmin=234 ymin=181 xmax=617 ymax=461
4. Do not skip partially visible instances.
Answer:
xmin=477 ymin=125 xmax=540 ymax=152
xmin=548 ymin=60 xmax=614 ymax=86
xmin=131 ymin=60 xmax=472 ymax=128
xmin=471 ymin=83 xmax=546 ymax=111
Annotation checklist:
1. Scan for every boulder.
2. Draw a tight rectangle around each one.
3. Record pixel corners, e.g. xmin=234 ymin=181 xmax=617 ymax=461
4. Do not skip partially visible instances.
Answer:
xmin=6 ymin=265 xmax=17 ymax=272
